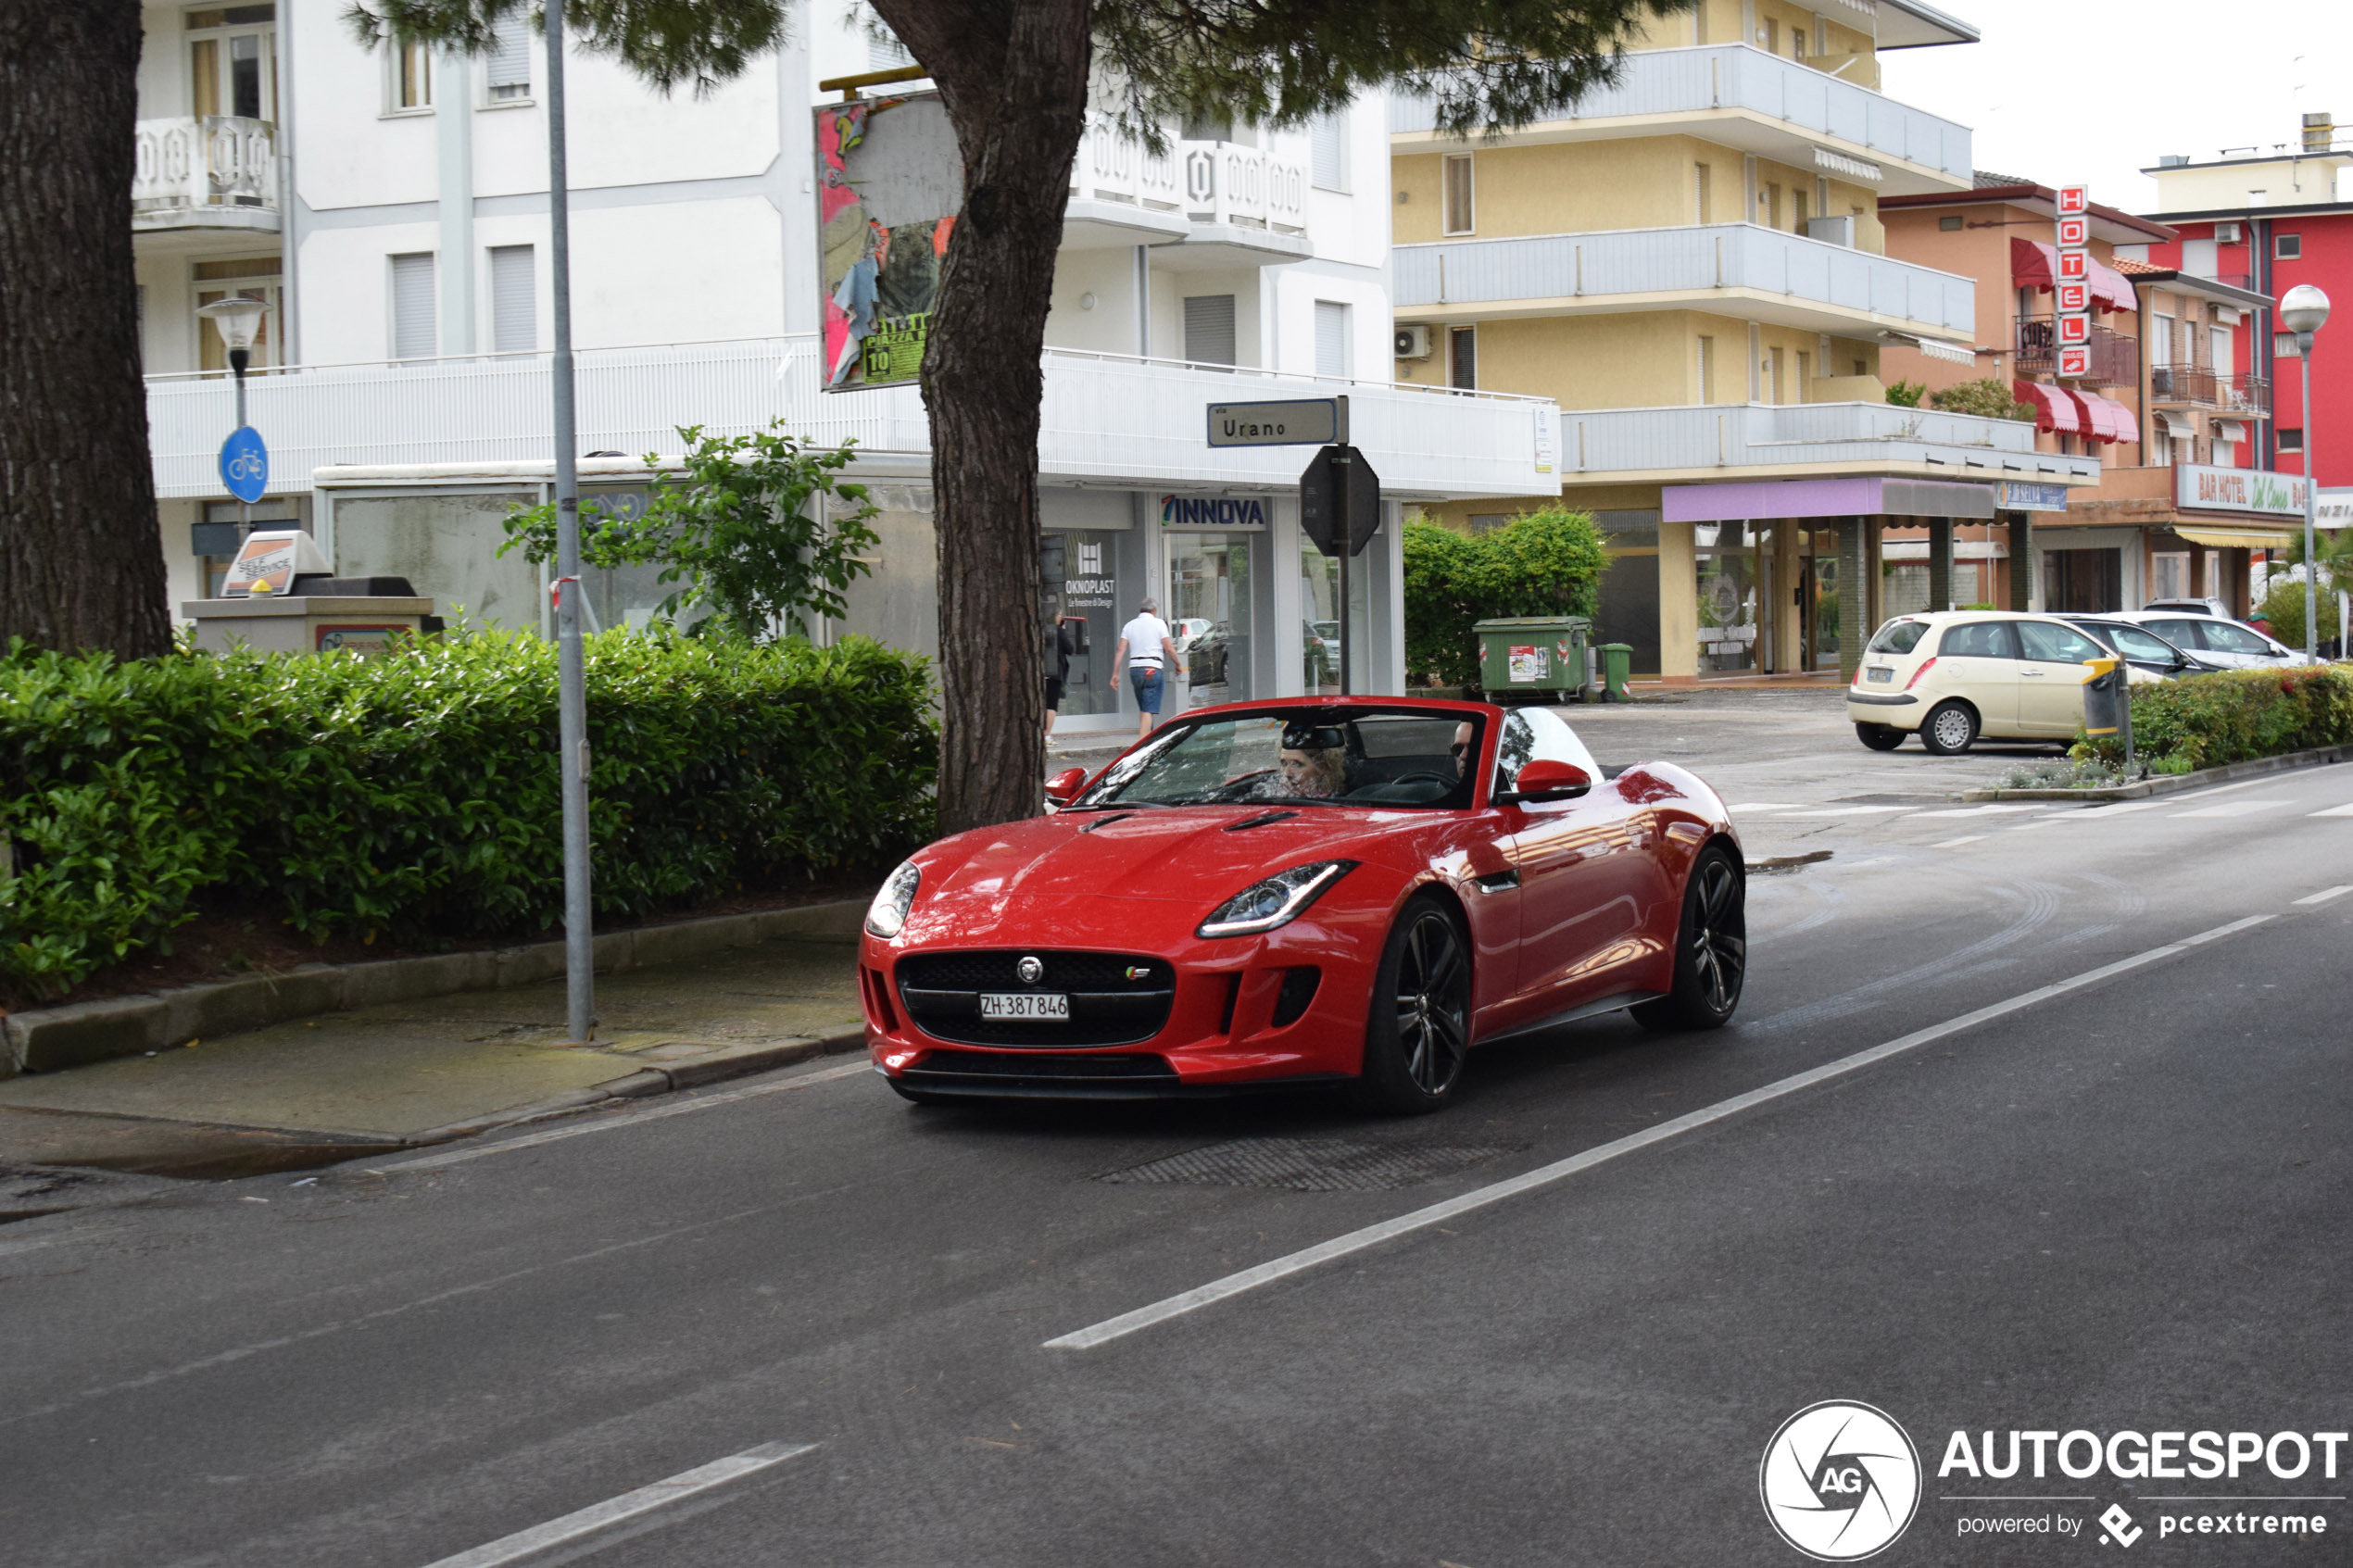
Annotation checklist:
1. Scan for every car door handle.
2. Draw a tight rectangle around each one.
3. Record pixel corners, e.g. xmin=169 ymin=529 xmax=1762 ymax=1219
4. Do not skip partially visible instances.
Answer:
xmin=2020 ymin=667 xmax=2045 ymax=677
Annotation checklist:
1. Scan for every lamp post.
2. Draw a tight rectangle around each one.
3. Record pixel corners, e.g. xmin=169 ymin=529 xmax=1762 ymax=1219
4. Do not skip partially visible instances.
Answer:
xmin=2280 ymin=283 xmax=2331 ymax=664
xmin=197 ymin=295 xmax=269 ymax=543
xmin=546 ymin=0 xmax=594 ymax=1046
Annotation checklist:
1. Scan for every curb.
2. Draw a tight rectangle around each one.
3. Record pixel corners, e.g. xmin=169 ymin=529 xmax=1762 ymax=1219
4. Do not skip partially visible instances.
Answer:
xmin=396 ymin=1023 xmax=870 ymax=1148
xmin=0 ymin=897 xmax=871 ymax=1082
xmin=1960 ymin=744 xmax=2353 ymax=803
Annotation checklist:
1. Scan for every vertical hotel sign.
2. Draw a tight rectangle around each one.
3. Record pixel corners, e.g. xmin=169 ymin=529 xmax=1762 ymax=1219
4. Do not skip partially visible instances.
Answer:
xmin=2054 ymin=184 xmax=2093 ymax=379
xmin=816 ymin=93 xmax=963 ymax=391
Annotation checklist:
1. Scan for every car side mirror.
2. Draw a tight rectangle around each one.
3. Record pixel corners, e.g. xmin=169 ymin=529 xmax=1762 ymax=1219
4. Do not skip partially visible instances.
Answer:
xmin=1499 ymin=759 xmax=1592 ymax=804
xmin=1046 ymin=766 xmax=1088 ymax=807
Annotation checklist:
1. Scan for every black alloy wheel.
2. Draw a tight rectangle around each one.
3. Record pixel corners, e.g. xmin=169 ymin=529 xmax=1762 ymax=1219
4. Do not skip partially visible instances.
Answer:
xmin=1856 ymin=721 xmax=1904 ymax=751
xmin=1634 ymin=844 xmax=1746 ymax=1032
xmin=1351 ymin=896 xmax=1472 ymax=1114
xmin=1919 ymin=699 xmax=1980 ymax=756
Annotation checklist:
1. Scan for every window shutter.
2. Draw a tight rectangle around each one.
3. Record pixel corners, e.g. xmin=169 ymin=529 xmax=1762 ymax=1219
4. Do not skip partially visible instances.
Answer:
xmin=486 ymin=19 xmax=532 ymax=101
xmin=1314 ymin=300 xmax=1349 ymax=378
xmin=1184 ymin=295 xmax=1237 ymax=367
xmin=867 ymin=6 xmax=914 ymax=69
xmin=1310 ymin=113 xmax=1346 ymax=192
xmin=489 ymin=245 xmax=536 ymax=353
xmin=390 ymin=252 xmax=436 ymax=359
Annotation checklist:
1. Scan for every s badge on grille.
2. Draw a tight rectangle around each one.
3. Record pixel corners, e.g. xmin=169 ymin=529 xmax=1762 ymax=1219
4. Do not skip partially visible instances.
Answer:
xmin=1017 ymin=956 xmax=1044 ymax=985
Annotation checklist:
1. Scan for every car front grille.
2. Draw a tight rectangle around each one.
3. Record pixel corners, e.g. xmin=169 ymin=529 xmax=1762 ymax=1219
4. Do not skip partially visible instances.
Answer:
xmin=895 ymin=949 xmax=1176 ymax=1047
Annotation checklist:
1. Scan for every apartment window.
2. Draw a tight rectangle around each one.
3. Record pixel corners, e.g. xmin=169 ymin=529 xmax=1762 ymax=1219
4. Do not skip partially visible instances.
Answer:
xmin=866 ymin=7 xmax=914 ymax=70
xmin=2279 ymin=427 xmax=2305 ymax=453
xmin=2276 ymin=232 xmax=2302 ymax=260
xmin=2150 ymin=313 xmax=2174 ymax=365
xmin=1762 ymin=183 xmax=1781 ymax=230
xmin=489 ymin=245 xmax=536 ymax=353
xmin=1793 ymin=189 xmax=1809 ymax=232
xmin=1796 ymin=350 xmax=1812 ymax=402
xmin=1763 ymin=18 xmax=1780 ymax=52
xmin=1694 ymin=163 xmax=1712 ymax=223
xmin=484 ymin=17 xmax=531 ymax=103
xmin=1310 ymin=113 xmax=1348 ymax=193
xmin=2209 ymin=325 xmax=2233 ymax=376
xmin=1768 ymin=346 xmax=1786 ymax=404
xmin=2275 ymin=331 xmax=2304 ymax=358
xmin=1697 ymin=336 xmax=1715 ymax=405
xmin=1314 ymin=300 xmax=1351 ymax=378
xmin=1852 ymin=358 xmax=1867 ymax=377
xmin=1449 ymin=327 xmax=1477 ymax=391
xmin=1183 ymin=294 xmax=1237 ymax=367
xmin=2150 ymin=425 xmax=2172 ymax=465
xmin=1939 ymin=214 xmax=1963 ymax=232
xmin=187 ymin=6 xmax=277 ymax=121
xmin=1441 ymin=154 xmax=1475 ymax=235
xmin=390 ymin=34 xmax=433 ymax=111
xmin=195 ymin=257 xmax=281 ymax=371
xmin=1793 ymin=27 xmax=1807 ymax=58
xmin=390 ymin=252 xmax=437 ymax=359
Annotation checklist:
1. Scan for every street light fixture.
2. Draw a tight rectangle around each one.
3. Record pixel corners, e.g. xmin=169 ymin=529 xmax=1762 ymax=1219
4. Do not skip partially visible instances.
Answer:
xmin=2280 ymin=283 xmax=2331 ymax=664
xmin=197 ymin=295 xmax=270 ymax=544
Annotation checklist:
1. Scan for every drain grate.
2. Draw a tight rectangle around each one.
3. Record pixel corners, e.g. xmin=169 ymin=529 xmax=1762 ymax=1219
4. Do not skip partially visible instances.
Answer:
xmin=1094 ymin=1135 xmax=1524 ymax=1192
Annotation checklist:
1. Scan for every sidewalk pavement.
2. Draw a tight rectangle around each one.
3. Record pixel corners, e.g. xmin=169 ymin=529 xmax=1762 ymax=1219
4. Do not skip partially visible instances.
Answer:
xmin=0 ymin=935 xmax=865 ymax=1180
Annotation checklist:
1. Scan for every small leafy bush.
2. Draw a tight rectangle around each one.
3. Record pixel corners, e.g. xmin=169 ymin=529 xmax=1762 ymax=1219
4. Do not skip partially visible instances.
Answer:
xmin=1927 ymin=378 xmax=2035 ymax=421
xmin=0 ymin=631 xmax=934 ymax=998
xmin=1884 ymin=381 xmax=1926 ymax=408
xmin=1403 ymin=508 xmax=1608 ymax=687
xmin=2073 ymin=666 xmax=2353 ymax=772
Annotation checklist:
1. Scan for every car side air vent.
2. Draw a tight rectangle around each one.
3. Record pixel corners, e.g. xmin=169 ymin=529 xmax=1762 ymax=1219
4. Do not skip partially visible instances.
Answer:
xmin=1078 ymin=813 xmax=1133 ymax=833
xmin=1223 ymin=810 xmax=1300 ymax=832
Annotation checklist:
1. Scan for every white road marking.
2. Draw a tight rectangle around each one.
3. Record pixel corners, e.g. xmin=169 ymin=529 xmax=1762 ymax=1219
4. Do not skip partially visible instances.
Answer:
xmin=1911 ymin=805 xmax=2049 ymax=818
xmin=1777 ymin=805 xmax=1915 ymax=817
xmin=378 ymin=1060 xmax=871 ymax=1173
xmin=2073 ymin=800 xmax=2170 ymax=817
xmin=1043 ymin=914 xmax=2275 ymax=1351
xmin=417 ymin=1442 xmax=816 ymax=1568
xmin=1730 ymin=803 xmax=1803 ymax=812
xmin=2171 ymin=797 xmax=2293 ymax=820
xmin=2311 ymin=803 xmax=2353 ymax=818
xmin=2292 ymin=885 xmax=2352 ymax=906
xmin=1930 ymin=835 xmax=1986 ymax=848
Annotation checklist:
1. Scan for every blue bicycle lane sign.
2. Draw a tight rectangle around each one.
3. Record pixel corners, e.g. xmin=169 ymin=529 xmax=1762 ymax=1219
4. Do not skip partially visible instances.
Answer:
xmin=220 ymin=425 xmax=269 ymax=503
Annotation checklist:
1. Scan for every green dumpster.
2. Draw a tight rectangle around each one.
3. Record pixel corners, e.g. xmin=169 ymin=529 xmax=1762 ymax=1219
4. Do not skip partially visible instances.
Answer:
xmin=1598 ymin=643 xmax=1632 ymax=703
xmin=1474 ymin=616 xmax=1592 ymax=703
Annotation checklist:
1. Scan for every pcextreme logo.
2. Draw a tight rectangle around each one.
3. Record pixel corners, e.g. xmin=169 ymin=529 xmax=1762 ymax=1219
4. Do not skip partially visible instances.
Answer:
xmin=1761 ymin=1401 xmax=1923 ymax=1561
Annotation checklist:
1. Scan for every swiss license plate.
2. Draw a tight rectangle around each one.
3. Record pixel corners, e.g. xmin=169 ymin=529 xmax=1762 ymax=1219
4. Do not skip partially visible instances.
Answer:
xmin=980 ymin=992 xmax=1069 ymax=1021
xmin=1865 ymin=665 xmax=1894 ymax=684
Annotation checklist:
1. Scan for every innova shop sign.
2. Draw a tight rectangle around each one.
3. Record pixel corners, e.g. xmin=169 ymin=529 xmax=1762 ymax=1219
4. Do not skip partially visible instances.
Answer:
xmin=1160 ymin=495 xmax=1270 ymax=530
xmin=2176 ymin=463 xmax=2309 ymax=517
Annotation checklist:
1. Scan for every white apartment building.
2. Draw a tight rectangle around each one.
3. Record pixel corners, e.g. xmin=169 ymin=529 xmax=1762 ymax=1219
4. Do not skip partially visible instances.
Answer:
xmin=135 ymin=3 xmax=1561 ymax=731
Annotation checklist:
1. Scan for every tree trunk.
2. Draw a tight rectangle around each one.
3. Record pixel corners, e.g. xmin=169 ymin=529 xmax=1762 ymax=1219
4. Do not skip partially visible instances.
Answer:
xmin=0 ymin=7 xmax=170 ymax=661
xmin=877 ymin=0 xmax=1093 ymax=836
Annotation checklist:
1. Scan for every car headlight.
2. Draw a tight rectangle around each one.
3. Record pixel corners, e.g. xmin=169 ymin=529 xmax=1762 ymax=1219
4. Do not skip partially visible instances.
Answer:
xmin=1197 ymin=860 xmax=1358 ymax=939
xmin=865 ymin=859 xmax=921 ymax=938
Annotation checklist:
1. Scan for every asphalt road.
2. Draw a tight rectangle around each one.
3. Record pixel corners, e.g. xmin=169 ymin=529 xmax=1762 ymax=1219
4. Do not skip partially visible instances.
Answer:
xmin=5 ymin=720 xmax=2349 ymax=1568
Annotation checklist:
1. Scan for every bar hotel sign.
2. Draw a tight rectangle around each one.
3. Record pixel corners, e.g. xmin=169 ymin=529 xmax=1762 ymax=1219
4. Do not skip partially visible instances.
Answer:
xmin=2175 ymin=463 xmax=2309 ymax=516
xmin=2054 ymin=183 xmax=2093 ymax=379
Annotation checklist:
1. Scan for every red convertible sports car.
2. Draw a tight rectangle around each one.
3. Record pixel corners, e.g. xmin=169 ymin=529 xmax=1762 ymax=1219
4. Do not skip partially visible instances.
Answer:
xmin=857 ymin=696 xmax=1744 ymax=1113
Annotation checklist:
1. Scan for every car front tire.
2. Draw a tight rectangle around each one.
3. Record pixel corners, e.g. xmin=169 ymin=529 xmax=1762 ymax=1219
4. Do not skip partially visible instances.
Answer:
xmin=1919 ymin=699 xmax=1980 ymax=756
xmin=1633 ymin=844 xmax=1746 ymax=1033
xmin=1349 ymin=894 xmax=1472 ymax=1115
xmin=1856 ymin=721 xmax=1905 ymax=751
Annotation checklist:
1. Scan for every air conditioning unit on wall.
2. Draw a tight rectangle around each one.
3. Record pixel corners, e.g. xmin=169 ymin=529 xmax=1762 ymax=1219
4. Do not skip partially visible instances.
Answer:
xmin=1394 ymin=324 xmax=1433 ymax=359
xmin=2215 ymin=221 xmax=2244 ymax=244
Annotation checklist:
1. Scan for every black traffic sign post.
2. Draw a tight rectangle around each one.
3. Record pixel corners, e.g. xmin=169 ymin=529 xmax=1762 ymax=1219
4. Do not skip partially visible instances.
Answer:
xmin=1297 ymin=444 xmax=1381 ymax=694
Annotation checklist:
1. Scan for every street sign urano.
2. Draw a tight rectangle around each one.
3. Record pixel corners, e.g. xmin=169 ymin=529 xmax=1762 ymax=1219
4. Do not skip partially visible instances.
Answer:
xmin=1207 ymin=396 xmax=1346 ymax=448
xmin=220 ymin=425 xmax=269 ymax=504
xmin=1299 ymin=444 xmax=1380 ymax=558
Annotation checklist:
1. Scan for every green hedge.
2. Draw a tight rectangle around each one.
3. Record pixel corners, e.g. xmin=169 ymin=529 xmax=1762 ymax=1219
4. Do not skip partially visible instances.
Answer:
xmin=1403 ymin=508 xmax=1608 ymax=687
xmin=0 ymin=631 xmax=934 ymax=997
xmin=2080 ymin=665 xmax=2353 ymax=772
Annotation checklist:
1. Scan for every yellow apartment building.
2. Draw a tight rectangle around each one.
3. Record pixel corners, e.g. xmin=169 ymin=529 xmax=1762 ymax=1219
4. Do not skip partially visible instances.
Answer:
xmin=1390 ymin=0 xmax=2100 ymax=682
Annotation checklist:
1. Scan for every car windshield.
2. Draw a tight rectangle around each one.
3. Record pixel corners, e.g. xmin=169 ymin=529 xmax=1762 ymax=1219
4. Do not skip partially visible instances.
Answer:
xmin=2202 ymin=621 xmax=2276 ymax=655
xmin=1072 ymin=709 xmax=1483 ymax=810
xmin=2101 ymin=623 xmax=2183 ymax=661
xmin=1867 ymin=619 xmax=1930 ymax=655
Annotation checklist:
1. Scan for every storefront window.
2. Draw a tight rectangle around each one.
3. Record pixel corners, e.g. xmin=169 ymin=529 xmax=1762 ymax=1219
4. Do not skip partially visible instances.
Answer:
xmin=1300 ymin=544 xmax=1340 ymax=693
xmin=1043 ymin=529 xmax=1121 ymax=718
xmin=1594 ymin=509 xmax=1661 ymax=676
xmin=1694 ymin=521 xmax=1758 ymax=673
xmin=1806 ymin=531 xmax=1841 ymax=668
xmin=1166 ymin=533 xmax=1252 ymax=708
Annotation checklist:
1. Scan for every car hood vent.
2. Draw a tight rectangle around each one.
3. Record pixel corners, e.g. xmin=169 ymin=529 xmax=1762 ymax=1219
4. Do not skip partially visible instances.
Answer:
xmin=1222 ymin=810 xmax=1300 ymax=832
xmin=1077 ymin=812 xmax=1134 ymax=833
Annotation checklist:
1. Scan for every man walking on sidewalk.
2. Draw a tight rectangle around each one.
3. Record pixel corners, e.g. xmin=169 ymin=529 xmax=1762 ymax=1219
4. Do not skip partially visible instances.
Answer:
xmin=1109 ymin=596 xmax=1180 ymax=740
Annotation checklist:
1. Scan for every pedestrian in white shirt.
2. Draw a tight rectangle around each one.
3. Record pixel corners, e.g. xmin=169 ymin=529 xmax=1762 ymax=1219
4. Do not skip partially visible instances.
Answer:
xmin=1109 ymin=596 xmax=1181 ymax=738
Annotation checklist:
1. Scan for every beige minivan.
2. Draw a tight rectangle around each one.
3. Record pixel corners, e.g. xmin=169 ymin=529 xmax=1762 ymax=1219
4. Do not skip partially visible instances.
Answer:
xmin=1846 ymin=610 xmax=2155 ymax=755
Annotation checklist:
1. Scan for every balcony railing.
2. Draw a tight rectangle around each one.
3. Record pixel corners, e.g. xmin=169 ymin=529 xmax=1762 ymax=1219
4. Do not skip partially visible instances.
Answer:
xmin=2015 ymin=317 xmax=2139 ymax=385
xmin=2150 ymin=364 xmax=2271 ymax=416
xmin=1551 ymin=399 xmax=2099 ymax=482
xmin=132 ymin=116 xmax=277 ymax=231
xmin=144 ymin=336 xmax=1559 ymax=499
xmin=1390 ymin=44 xmax=1971 ymax=190
xmin=1394 ymin=222 xmax=1974 ymax=339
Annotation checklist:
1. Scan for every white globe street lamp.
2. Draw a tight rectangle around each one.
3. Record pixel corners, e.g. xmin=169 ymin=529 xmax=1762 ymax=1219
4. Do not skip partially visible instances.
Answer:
xmin=197 ymin=295 xmax=270 ymax=541
xmin=2280 ymin=283 xmax=2331 ymax=662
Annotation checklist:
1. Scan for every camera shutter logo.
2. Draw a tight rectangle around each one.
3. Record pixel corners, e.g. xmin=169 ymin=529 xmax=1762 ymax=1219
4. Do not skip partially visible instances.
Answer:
xmin=1759 ymin=1400 xmax=1921 ymax=1561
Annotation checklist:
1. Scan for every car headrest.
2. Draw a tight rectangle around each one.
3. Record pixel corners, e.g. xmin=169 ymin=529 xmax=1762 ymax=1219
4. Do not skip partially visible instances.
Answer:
xmin=1281 ymin=723 xmax=1346 ymax=751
